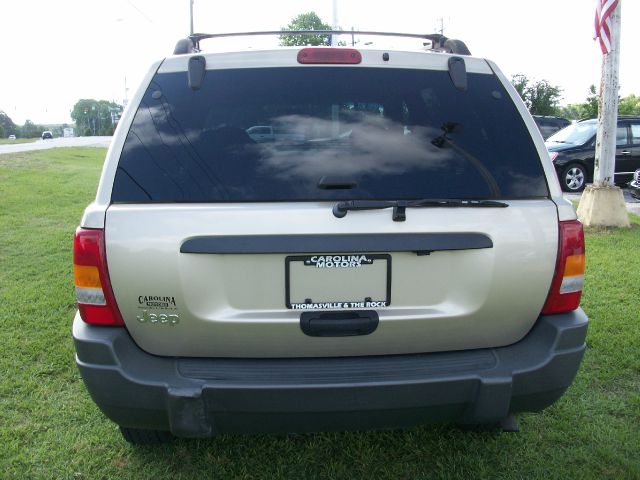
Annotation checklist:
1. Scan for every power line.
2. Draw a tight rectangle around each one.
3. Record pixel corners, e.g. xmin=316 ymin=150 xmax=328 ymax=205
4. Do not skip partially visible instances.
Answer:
xmin=126 ymin=0 xmax=154 ymax=23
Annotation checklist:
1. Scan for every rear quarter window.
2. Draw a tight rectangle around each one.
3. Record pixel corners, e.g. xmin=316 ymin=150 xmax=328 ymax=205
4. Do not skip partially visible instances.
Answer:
xmin=112 ymin=66 xmax=549 ymax=203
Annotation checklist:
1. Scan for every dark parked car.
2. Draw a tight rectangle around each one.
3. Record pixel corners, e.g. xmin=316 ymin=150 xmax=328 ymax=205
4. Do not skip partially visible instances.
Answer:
xmin=546 ymin=116 xmax=640 ymax=192
xmin=629 ymin=169 xmax=640 ymax=200
xmin=533 ymin=115 xmax=570 ymax=139
xmin=42 ymin=131 xmax=53 ymax=140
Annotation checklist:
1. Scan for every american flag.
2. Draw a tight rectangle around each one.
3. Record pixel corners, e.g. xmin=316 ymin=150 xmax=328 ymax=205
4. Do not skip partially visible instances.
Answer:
xmin=594 ymin=0 xmax=619 ymax=54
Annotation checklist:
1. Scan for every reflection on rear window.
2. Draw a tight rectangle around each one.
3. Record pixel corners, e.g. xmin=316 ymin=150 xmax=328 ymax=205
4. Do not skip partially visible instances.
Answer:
xmin=112 ymin=67 xmax=548 ymax=202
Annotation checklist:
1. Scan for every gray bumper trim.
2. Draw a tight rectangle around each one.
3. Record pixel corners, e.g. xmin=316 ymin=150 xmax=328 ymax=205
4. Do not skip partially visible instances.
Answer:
xmin=73 ymin=309 xmax=588 ymax=437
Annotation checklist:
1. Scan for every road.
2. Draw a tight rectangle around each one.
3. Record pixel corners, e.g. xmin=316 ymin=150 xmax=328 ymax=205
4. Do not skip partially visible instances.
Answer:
xmin=0 ymin=136 xmax=111 ymax=155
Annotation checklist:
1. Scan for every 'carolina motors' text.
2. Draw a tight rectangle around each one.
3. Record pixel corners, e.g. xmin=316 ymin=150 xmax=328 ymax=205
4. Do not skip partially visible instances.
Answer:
xmin=304 ymin=255 xmax=374 ymax=269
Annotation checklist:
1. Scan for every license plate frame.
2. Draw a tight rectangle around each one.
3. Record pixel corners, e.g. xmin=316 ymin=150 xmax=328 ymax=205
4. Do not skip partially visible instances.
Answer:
xmin=285 ymin=253 xmax=391 ymax=310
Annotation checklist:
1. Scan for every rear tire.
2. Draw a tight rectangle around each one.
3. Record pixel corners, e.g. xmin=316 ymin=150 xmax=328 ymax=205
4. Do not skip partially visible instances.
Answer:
xmin=560 ymin=163 xmax=587 ymax=192
xmin=119 ymin=426 xmax=174 ymax=445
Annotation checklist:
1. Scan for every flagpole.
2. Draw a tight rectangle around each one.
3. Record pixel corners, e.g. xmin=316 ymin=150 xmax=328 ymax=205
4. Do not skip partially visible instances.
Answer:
xmin=577 ymin=0 xmax=629 ymax=227
xmin=593 ymin=1 xmax=621 ymax=187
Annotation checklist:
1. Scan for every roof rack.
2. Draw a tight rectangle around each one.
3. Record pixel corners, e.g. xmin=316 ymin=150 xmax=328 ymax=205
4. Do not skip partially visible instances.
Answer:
xmin=173 ymin=30 xmax=471 ymax=56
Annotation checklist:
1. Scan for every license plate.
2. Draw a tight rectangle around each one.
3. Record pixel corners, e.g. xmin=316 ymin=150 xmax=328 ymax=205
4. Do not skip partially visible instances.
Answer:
xmin=285 ymin=254 xmax=391 ymax=310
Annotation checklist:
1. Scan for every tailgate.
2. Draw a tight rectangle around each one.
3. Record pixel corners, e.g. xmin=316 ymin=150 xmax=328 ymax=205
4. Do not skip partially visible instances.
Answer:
xmin=105 ymin=200 xmax=558 ymax=357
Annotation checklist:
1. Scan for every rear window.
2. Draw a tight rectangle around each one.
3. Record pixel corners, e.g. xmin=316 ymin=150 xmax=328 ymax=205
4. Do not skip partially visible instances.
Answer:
xmin=112 ymin=66 xmax=549 ymax=203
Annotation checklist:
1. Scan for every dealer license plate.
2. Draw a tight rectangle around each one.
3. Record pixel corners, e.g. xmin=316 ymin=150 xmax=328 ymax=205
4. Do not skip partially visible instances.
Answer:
xmin=285 ymin=254 xmax=391 ymax=310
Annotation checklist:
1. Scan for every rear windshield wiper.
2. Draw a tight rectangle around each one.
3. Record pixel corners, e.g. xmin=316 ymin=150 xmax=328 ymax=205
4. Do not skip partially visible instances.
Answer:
xmin=332 ymin=198 xmax=508 ymax=221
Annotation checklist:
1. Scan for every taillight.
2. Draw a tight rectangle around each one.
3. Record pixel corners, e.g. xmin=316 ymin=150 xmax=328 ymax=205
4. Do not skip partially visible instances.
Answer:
xmin=73 ymin=227 xmax=124 ymax=326
xmin=297 ymin=48 xmax=362 ymax=64
xmin=542 ymin=220 xmax=585 ymax=314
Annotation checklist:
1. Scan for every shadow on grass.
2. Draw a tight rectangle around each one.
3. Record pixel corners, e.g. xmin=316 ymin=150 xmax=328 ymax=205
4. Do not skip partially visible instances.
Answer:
xmin=121 ymin=423 xmax=531 ymax=479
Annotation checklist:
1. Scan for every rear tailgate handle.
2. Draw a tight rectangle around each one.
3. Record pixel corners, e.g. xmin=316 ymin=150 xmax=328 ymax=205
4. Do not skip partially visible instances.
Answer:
xmin=181 ymin=233 xmax=493 ymax=254
xmin=300 ymin=311 xmax=379 ymax=337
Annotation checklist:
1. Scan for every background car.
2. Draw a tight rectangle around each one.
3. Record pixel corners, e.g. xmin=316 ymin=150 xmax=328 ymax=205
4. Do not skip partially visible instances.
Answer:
xmin=546 ymin=116 xmax=640 ymax=192
xmin=8 ymin=134 xmax=16 ymax=140
xmin=246 ymin=125 xmax=305 ymax=143
xmin=42 ymin=131 xmax=53 ymax=140
xmin=629 ymin=169 xmax=640 ymax=199
xmin=533 ymin=115 xmax=571 ymax=139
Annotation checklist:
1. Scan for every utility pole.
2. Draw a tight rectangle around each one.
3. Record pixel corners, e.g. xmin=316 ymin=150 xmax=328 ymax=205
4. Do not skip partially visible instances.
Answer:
xmin=577 ymin=1 xmax=629 ymax=227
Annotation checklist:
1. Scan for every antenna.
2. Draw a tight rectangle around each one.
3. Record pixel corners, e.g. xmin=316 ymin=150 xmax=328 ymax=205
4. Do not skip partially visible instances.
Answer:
xmin=331 ymin=0 xmax=338 ymax=46
xmin=124 ymin=77 xmax=129 ymax=108
xmin=189 ymin=0 xmax=194 ymax=35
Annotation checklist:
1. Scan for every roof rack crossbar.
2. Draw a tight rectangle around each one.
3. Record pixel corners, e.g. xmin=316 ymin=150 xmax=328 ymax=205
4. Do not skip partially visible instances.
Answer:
xmin=174 ymin=31 xmax=470 ymax=56
xmin=192 ymin=30 xmax=445 ymax=41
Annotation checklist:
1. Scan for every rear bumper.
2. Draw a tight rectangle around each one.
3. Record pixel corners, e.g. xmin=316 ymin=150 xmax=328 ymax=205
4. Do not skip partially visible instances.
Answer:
xmin=73 ymin=310 xmax=588 ymax=437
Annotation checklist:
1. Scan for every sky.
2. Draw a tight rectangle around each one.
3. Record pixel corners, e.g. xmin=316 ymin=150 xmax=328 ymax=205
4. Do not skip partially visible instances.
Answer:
xmin=0 ymin=0 xmax=638 ymax=125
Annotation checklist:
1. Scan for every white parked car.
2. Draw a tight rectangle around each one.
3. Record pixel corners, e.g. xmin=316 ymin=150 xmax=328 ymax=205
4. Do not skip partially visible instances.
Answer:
xmin=246 ymin=125 xmax=305 ymax=143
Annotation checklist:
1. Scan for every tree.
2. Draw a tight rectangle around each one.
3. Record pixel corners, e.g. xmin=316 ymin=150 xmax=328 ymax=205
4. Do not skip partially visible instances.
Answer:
xmin=279 ymin=12 xmax=333 ymax=46
xmin=0 ymin=110 xmax=17 ymax=137
xmin=20 ymin=119 xmax=42 ymax=139
xmin=583 ymin=85 xmax=599 ymax=118
xmin=71 ymin=99 xmax=122 ymax=136
xmin=556 ymin=104 xmax=584 ymax=121
xmin=528 ymin=80 xmax=563 ymax=116
xmin=510 ymin=74 xmax=563 ymax=116
xmin=558 ymin=88 xmax=638 ymax=120
xmin=557 ymin=85 xmax=599 ymax=120
xmin=511 ymin=74 xmax=529 ymax=102
xmin=618 ymin=94 xmax=640 ymax=115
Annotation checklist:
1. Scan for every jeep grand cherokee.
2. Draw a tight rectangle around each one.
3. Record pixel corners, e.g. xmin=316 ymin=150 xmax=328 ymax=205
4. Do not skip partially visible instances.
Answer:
xmin=72 ymin=32 xmax=588 ymax=444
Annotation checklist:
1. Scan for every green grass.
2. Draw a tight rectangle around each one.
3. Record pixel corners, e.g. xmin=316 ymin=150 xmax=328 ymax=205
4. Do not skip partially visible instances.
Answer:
xmin=0 ymin=138 xmax=37 ymax=145
xmin=1 ymin=148 xmax=639 ymax=479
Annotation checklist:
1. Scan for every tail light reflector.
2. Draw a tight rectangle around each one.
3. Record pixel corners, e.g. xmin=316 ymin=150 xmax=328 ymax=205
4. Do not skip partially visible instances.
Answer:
xmin=542 ymin=220 xmax=585 ymax=314
xmin=297 ymin=48 xmax=362 ymax=64
xmin=73 ymin=227 xmax=124 ymax=326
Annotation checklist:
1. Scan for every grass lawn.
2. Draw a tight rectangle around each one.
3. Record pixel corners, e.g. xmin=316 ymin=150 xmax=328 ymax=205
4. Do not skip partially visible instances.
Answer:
xmin=0 ymin=138 xmax=37 ymax=145
xmin=1 ymin=148 xmax=639 ymax=479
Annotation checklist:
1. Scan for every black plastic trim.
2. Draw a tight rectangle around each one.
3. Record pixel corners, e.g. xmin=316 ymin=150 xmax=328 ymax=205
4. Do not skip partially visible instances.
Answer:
xmin=177 ymin=348 xmax=497 ymax=383
xmin=188 ymin=56 xmax=206 ymax=90
xmin=73 ymin=309 xmax=588 ymax=437
xmin=180 ymin=233 xmax=493 ymax=255
xmin=448 ymin=57 xmax=468 ymax=91
xmin=300 ymin=310 xmax=379 ymax=337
